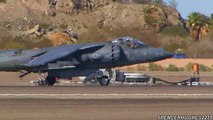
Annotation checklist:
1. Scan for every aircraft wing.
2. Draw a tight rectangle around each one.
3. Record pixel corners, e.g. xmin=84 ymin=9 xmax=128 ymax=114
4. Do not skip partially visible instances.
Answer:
xmin=24 ymin=45 xmax=81 ymax=67
xmin=79 ymin=43 xmax=105 ymax=51
xmin=24 ymin=43 xmax=105 ymax=68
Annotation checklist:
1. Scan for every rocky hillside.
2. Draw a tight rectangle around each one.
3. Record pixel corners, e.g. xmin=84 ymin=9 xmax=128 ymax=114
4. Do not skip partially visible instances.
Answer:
xmin=0 ymin=0 xmax=186 ymax=48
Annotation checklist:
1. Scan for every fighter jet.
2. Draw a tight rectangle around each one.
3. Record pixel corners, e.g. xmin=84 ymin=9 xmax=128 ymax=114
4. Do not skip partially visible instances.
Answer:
xmin=0 ymin=37 xmax=173 ymax=86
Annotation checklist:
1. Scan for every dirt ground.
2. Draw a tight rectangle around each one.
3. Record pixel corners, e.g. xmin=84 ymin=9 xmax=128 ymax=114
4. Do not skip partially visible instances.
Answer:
xmin=0 ymin=72 xmax=37 ymax=86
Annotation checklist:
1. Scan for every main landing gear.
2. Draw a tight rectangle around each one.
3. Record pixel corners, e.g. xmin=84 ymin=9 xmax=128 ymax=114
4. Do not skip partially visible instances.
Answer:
xmin=31 ymin=69 xmax=114 ymax=86
xmin=31 ymin=73 xmax=57 ymax=86
xmin=83 ymin=69 xmax=113 ymax=86
xmin=99 ymin=76 xmax=110 ymax=86
xmin=45 ymin=76 xmax=56 ymax=86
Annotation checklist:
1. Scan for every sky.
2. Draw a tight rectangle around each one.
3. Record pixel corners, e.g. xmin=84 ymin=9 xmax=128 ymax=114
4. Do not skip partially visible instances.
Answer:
xmin=163 ymin=0 xmax=213 ymax=19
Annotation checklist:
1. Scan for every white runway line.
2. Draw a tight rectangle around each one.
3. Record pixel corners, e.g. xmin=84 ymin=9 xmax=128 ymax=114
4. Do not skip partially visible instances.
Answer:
xmin=1 ymin=94 xmax=213 ymax=99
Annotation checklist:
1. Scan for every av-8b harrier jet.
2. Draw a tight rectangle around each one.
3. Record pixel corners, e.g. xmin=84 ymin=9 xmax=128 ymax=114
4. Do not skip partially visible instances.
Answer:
xmin=0 ymin=37 xmax=173 ymax=86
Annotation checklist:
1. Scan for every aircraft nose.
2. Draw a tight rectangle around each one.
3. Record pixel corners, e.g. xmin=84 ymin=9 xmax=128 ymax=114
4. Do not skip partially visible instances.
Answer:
xmin=155 ymin=48 xmax=173 ymax=59
xmin=162 ymin=51 xmax=173 ymax=58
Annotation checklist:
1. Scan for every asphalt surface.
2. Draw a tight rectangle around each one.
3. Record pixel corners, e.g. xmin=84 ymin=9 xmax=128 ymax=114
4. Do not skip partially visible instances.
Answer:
xmin=0 ymin=98 xmax=213 ymax=120
xmin=0 ymin=71 xmax=213 ymax=120
xmin=0 ymin=86 xmax=212 ymax=120
xmin=0 ymin=86 xmax=213 ymax=94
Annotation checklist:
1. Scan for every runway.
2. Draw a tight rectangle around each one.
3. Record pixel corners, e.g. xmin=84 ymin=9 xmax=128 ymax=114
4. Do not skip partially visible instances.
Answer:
xmin=1 ymin=70 xmax=213 ymax=120
xmin=0 ymin=86 xmax=213 ymax=120
xmin=1 ymin=86 xmax=213 ymax=99
xmin=0 ymin=86 xmax=213 ymax=94
xmin=0 ymin=97 xmax=213 ymax=120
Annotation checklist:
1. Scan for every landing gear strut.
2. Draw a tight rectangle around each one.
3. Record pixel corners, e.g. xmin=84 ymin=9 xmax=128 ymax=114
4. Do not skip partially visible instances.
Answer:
xmin=32 ymin=73 xmax=56 ymax=86
xmin=45 ymin=76 xmax=56 ymax=86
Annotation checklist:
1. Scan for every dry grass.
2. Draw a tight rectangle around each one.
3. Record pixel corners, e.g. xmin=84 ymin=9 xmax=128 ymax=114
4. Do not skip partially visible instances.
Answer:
xmin=79 ymin=25 xmax=161 ymax=46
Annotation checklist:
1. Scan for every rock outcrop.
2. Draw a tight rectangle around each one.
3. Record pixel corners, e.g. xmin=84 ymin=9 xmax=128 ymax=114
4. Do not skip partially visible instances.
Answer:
xmin=0 ymin=0 xmax=186 ymax=46
xmin=48 ymin=31 xmax=74 ymax=46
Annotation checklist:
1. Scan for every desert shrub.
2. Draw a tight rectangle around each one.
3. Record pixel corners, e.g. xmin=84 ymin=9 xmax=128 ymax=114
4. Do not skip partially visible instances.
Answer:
xmin=40 ymin=23 xmax=51 ymax=29
xmin=199 ymin=64 xmax=211 ymax=72
xmin=179 ymin=67 xmax=185 ymax=71
xmin=58 ymin=23 xmax=68 ymax=29
xmin=116 ymin=0 xmax=147 ymax=4
xmin=136 ymin=64 xmax=147 ymax=71
xmin=0 ymin=35 xmax=53 ymax=50
xmin=164 ymin=40 xmax=187 ymax=52
xmin=116 ymin=0 xmax=165 ymax=4
xmin=143 ymin=5 xmax=168 ymax=32
xmin=185 ymin=63 xmax=196 ymax=71
xmin=185 ymin=63 xmax=212 ymax=72
xmin=79 ymin=25 xmax=160 ymax=47
xmin=208 ymin=32 xmax=213 ymax=42
xmin=31 ymin=37 xmax=53 ymax=48
xmin=133 ymin=0 xmax=147 ymax=4
xmin=79 ymin=25 xmax=101 ymax=43
xmin=165 ymin=64 xmax=179 ymax=71
xmin=144 ymin=7 xmax=158 ymax=26
xmin=0 ymin=31 xmax=13 ymax=48
xmin=0 ymin=35 xmax=26 ymax=49
xmin=161 ymin=25 xmax=188 ymax=38
xmin=149 ymin=63 xmax=163 ymax=71
xmin=3 ymin=41 xmax=25 ymax=49
xmin=0 ymin=0 xmax=6 ymax=3
xmin=144 ymin=14 xmax=154 ymax=26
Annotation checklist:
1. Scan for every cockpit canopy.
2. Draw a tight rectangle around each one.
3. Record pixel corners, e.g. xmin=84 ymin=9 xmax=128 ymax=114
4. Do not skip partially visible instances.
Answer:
xmin=111 ymin=37 xmax=148 ymax=48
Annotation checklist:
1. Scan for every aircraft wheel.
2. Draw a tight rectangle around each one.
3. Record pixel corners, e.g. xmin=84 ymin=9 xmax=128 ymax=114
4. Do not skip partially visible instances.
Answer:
xmin=99 ymin=77 xmax=110 ymax=86
xmin=45 ymin=76 xmax=56 ymax=86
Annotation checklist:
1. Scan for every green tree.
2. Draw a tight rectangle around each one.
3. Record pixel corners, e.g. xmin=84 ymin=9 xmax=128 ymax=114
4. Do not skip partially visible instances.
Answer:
xmin=165 ymin=64 xmax=179 ymax=72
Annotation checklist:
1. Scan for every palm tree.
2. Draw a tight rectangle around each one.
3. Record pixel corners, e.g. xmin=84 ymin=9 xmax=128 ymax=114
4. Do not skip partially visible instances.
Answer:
xmin=187 ymin=12 xmax=209 ymax=41
xmin=187 ymin=12 xmax=209 ymax=58
xmin=209 ymin=14 xmax=213 ymax=29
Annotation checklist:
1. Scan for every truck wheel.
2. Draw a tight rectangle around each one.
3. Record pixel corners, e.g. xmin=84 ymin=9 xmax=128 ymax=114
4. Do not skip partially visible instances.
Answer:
xmin=99 ymin=77 xmax=110 ymax=86
xmin=46 ymin=76 xmax=56 ymax=86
